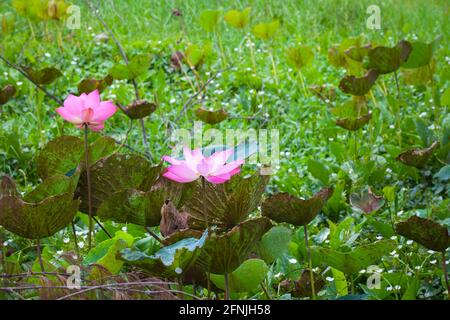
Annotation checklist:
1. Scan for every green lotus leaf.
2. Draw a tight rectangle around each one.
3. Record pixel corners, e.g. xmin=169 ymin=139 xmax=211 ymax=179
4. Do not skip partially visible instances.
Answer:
xmin=224 ymin=7 xmax=251 ymax=29
xmin=349 ymin=187 xmax=384 ymax=214
xmin=184 ymin=173 xmax=270 ymax=229
xmin=77 ymin=75 xmax=113 ymax=94
xmin=395 ymin=216 xmax=450 ymax=252
xmin=0 ymin=84 xmax=16 ymax=105
xmin=262 ymin=188 xmax=333 ymax=226
xmin=327 ymin=36 xmax=366 ymax=75
xmin=365 ymin=40 xmax=412 ymax=74
xmin=257 ymin=225 xmax=292 ymax=263
xmin=195 ymin=217 xmax=273 ymax=274
xmin=24 ymin=173 xmax=80 ymax=203
xmin=37 ymin=135 xmax=115 ymax=179
xmin=309 ymin=85 xmax=336 ymax=101
xmin=396 ymin=141 xmax=439 ymax=168
xmin=97 ymin=177 xmax=192 ymax=227
xmin=109 ymin=54 xmax=151 ymax=80
xmin=23 ymin=66 xmax=62 ymax=85
xmin=344 ymin=45 xmax=371 ymax=62
xmin=339 ymin=69 xmax=379 ymax=96
xmin=124 ymin=100 xmax=157 ymax=119
xmin=286 ymin=46 xmax=314 ymax=69
xmin=336 ymin=113 xmax=371 ymax=131
xmin=199 ymin=10 xmax=220 ymax=32
xmin=195 ymin=107 xmax=228 ymax=124
xmin=401 ymin=60 xmax=435 ymax=86
xmin=185 ymin=43 xmax=212 ymax=68
xmin=311 ymin=240 xmax=396 ymax=275
xmin=401 ymin=36 xmax=441 ymax=69
xmin=76 ymin=153 xmax=161 ymax=215
xmin=210 ymin=258 xmax=268 ymax=292
xmin=120 ymin=230 xmax=208 ymax=278
xmin=84 ymin=231 xmax=134 ymax=275
xmin=0 ymin=193 xmax=79 ymax=239
xmin=252 ymin=20 xmax=279 ymax=40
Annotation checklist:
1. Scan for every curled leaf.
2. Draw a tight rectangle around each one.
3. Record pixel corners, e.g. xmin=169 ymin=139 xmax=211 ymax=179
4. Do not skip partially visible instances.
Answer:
xmin=23 ymin=66 xmax=62 ymax=85
xmin=224 ymin=7 xmax=251 ymax=29
xmin=365 ymin=40 xmax=412 ymax=74
xmin=195 ymin=217 xmax=273 ymax=274
xmin=0 ymin=85 xmax=16 ymax=105
xmin=396 ymin=141 xmax=439 ymax=168
xmin=184 ymin=173 xmax=270 ymax=229
xmin=262 ymin=188 xmax=333 ymax=226
xmin=77 ymin=75 xmax=113 ymax=94
xmin=124 ymin=100 xmax=157 ymax=119
xmin=252 ymin=20 xmax=279 ymax=40
xmin=120 ymin=230 xmax=208 ymax=278
xmin=195 ymin=107 xmax=228 ymax=124
xmin=395 ymin=216 xmax=450 ymax=252
xmin=350 ymin=187 xmax=384 ymax=213
xmin=339 ymin=69 xmax=379 ymax=96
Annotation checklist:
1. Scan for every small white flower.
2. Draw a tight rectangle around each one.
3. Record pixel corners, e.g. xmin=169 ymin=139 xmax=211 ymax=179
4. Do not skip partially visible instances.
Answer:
xmin=406 ymin=240 xmax=413 ymax=245
xmin=121 ymin=226 xmax=127 ymax=232
xmin=326 ymin=277 xmax=334 ymax=282
xmin=175 ymin=267 xmax=183 ymax=274
xmin=63 ymin=238 xmax=70 ymax=244
xmin=390 ymin=236 xmax=397 ymax=240
xmin=430 ymin=260 xmax=437 ymax=265
xmin=288 ymin=258 xmax=297 ymax=264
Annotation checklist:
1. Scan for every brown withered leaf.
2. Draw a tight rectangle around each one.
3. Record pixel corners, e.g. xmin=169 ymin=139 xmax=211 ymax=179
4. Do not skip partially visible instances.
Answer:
xmin=395 ymin=216 xmax=450 ymax=252
xmin=160 ymin=200 xmax=190 ymax=237
xmin=262 ymin=188 xmax=333 ymax=226
xmin=350 ymin=187 xmax=384 ymax=214
xmin=396 ymin=141 xmax=439 ymax=169
xmin=124 ymin=100 xmax=157 ymax=119
xmin=339 ymin=69 xmax=379 ymax=96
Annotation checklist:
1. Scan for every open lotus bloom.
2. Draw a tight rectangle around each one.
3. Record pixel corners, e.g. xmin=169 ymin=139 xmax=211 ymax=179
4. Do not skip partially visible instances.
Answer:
xmin=162 ymin=146 xmax=244 ymax=184
xmin=56 ymin=90 xmax=118 ymax=131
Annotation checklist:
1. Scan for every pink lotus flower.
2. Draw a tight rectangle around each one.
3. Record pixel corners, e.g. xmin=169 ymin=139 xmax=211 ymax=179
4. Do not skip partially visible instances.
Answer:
xmin=56 ymin=90 xmax=118 ymax=131
xmin=162 ymin=146 xmax=244 ymax=184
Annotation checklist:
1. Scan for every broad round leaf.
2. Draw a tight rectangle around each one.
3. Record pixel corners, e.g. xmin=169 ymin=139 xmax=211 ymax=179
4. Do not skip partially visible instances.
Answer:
xmin=120 ymin=230 xmax=208 ymax=278
xmin=262 ymin=188 xmax=333 ymax=226
xmin=257 ymin=226 xmax=292 ymax=263
xmin=224 ymin=7 xmax=251 ymax=29
xmin=75 ymin=154 xmax=160 ymax=215
xmin=97 ymin=176 xmax=193 ymax=227
xmin=396 ymin=141 xmax=439 ymax=168
xmin=286 ymin=46 xmax=314 ymax=69
xmin=124 ymin=100 xmax=157 ymax=119
xmin=395 ymin=216 xmax=450 ymax=252
xmin=210 ymin=258 xmax=268 ymax=292
xmin=350 ymin=187 xmax=384 ymax=214
xmin=184 ymin=173 xmax=270 ymax=229
xmin=0 ymin=84 xmax=16 ymax=105
xmin=23 ymin=66 xmax=62 ymax=85
xmin=311 ymin=240 xmax=396 ymax=275
xmin=339 ymin=69 xmax=379 ymax=96
xmin=365 ymin=40 xmax=412 ymax=74
xmin=195 ymin=107 xmax=228 ymax=124
xmin=195 ymin=217 xmax=273 ymax=274
xmin=252 ymin=20 xmax=279 ymax=40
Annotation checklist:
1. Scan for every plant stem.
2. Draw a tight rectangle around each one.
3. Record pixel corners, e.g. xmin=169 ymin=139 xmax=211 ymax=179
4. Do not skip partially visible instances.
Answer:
xmin=84 ymin=124 xmax=93 ymax=251
xmin=202 ymin=176 xmax=209 ymax=229
xmin=36 ymin=240 xmax=45 ymax=273
xmin=441 ymin=250 xmax=450 ymax=299
xmin=71 ymin=222 xmax=79 ymax=256
xmin=303 ymin=225 xmax=316 ymax=299
xmin=92 ymin=217 xmax=112 ymax=239
xmin=394 ymin=71 xmax=401 ymax=101
xmin=269 ymin=47 xmax=279 ymax=86
xmin=224 ymin=273 xmax=230 ymax=300
xmin=145 ymin=227 xmax=164 ymax=245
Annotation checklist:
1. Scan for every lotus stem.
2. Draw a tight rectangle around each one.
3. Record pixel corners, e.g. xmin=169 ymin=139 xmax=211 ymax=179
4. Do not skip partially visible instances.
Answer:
xmin=36 ymin=239 xmax=45 ymax=273
xmin=202 ymin=176 xmax=209 ymax=229
xmin=71 ymin=221 xmax=79 ymax=256
xmin=224 ymin=273 xmax=230 ymax=300
xmin=394 ymin=71 xmax=401 ymax=101
xmin=84 ymin=124 xmax=93 ymax=250
xmin=92 ymin=217 xmax=112 ymax=239
xmin=144 ymin=227 xmax=164 ymax=245
xmin=303 ymin=225 xmax=316 ymax=299
xmin=441 ymin=251 xmax=450 ymax=299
